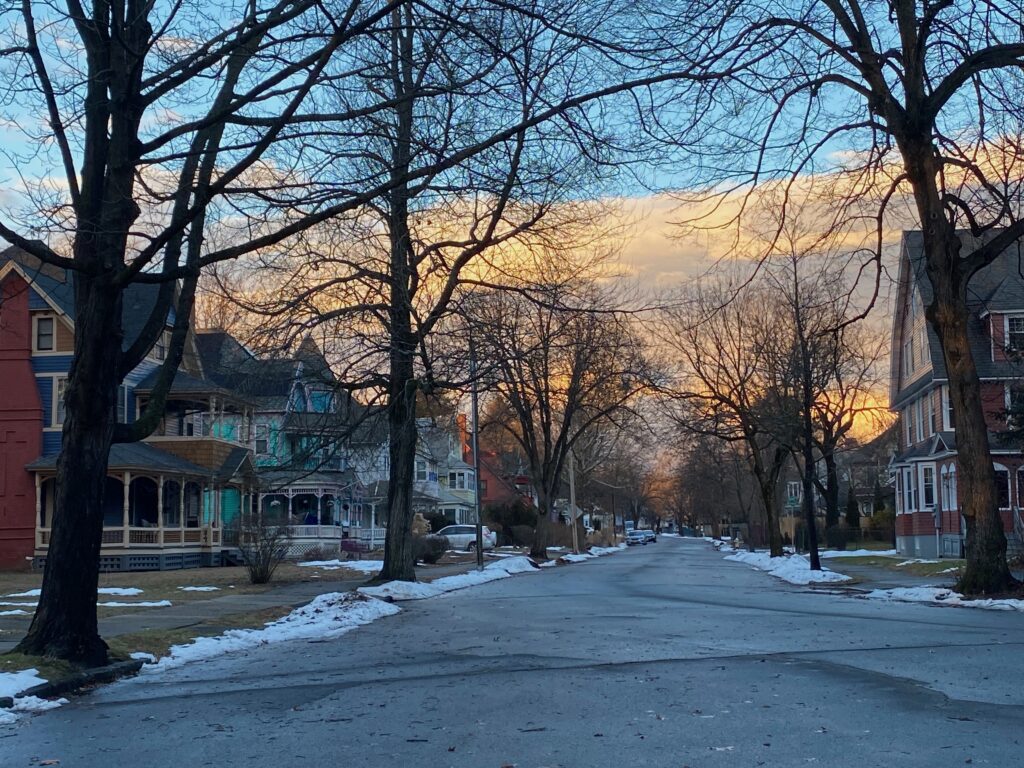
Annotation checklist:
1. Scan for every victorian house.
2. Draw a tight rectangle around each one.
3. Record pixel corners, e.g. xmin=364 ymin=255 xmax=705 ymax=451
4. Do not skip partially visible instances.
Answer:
xmin=890 ymin=230 xmax=1024 ymax=558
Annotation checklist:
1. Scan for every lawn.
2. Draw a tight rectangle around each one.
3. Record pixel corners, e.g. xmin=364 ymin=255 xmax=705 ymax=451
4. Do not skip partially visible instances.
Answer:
xmin=827 ymin=555 xmax=964 ymax=578
xmin=0 ymin=561 xmax=374 ymax=615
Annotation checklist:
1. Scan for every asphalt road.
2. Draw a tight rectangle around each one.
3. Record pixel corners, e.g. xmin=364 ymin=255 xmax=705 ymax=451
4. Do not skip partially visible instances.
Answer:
xmin=4 ymin=538 xmax=1023 ymax=767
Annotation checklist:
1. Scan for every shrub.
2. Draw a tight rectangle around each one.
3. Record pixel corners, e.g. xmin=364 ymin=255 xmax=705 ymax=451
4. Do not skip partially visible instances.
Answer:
xmin=414 ymin=535 xmax=449 ymax=564
xmin=239 ymin=514 xmax=292 ymax=584
xmin=825 ymin=525 xmax=847 ymax=551
xmin=510 ymin=525 xmax=535 ymax=548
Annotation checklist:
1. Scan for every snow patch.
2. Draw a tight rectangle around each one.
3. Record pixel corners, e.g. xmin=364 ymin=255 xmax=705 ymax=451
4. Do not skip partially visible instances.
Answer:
xmin=131 ymin=652 xmax=157 ymax=663
xmin=298 ymin=559 xmax=384 ymax=575
xmin=177 ymin=586 xmax=220 ymax=592
xmin=142 ymin=592 xmax=400 ymax=673
xmin=0 ymin=668 xmax=46 ymax=700
xmin=0 ymin=609 xmax=29 ymax=616
xmin=896 ymin=559 xmax=939 ymax=566
xmin=863 ymin=587 xmax=1024 ymax=612
xmin=6 ymin=586 xmax=143 ymax=598
xmin=723 ymin=550 xmax=852 ymax=585
xmin=819 ymin=549 xmax=898 ymax=559
xmin=99 ymin=600 xmax=172 ymax=608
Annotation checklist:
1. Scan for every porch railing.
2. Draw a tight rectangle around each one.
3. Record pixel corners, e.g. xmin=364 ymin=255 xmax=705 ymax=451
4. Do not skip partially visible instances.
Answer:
xmin=289 ymin=525 xmax=344 ymax=540
xmin=36 ymin=526 xmax=221 ymax=549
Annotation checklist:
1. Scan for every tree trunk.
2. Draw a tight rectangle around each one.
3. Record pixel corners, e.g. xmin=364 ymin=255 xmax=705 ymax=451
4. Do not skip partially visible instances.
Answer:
xmin=930 ymin=285 xmax=1015 ymax=593
xmin=15 ymin=277 xmax=122 ymax=665
xmin=749 ymin=443 xmax=784 ymax=557
xmin=530 ymin=490 xmax=554 ymax=559
xmin=823 ymin=451 xmax=840 ymax=530
xmin=376 ymin=9 xmax=419 ymax=583
xmin=901 ymin=135 xmax=1016 ymax=593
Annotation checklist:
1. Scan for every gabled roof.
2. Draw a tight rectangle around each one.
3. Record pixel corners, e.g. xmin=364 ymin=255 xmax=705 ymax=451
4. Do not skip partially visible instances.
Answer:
xmin=0 ymin=245 xmax=168 ymax=353
xmin=891 ymin=230 xmax=1024 ymax=407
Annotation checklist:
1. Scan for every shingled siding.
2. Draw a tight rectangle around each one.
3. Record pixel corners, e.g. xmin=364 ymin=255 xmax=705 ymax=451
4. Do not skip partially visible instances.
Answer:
xmin=145 ymin=437 xmax=240 ymax=474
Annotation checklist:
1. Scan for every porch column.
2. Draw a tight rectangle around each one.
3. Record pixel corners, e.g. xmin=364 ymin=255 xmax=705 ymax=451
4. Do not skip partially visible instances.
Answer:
xmin=180 ymin=483 xmax=186 ymax=530
xmin=208 ymin=396 xmax=217 ymax=437
xmin=288 ymin=489 xmax=293 ymax=519
xmin=214 ymin=485 xmax=221 ymax=528
xmin=157 ymin=474 xmax=164 ymax=544
xmin=123 ymin=471 xmax=131 ymax=547
xmin=316 ymin=489 xmax=322 ymax=527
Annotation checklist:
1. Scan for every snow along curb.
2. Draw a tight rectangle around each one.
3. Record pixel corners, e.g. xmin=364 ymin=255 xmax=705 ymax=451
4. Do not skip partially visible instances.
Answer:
xmin=358 ymin=555 xmax=541 ymax=600
xmin=721 ymin=549 xmax=852 ymax=585
xmin=138 ymin=592 xmax=401 ymax=674
xmin=861 ymin=586 xmax=1024 ymax=612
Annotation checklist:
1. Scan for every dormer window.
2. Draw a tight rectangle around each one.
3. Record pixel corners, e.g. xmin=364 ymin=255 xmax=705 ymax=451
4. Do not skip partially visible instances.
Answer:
xmin=1008 ymin=317 xmax=1024 ymax=351
xmin=34 ymin=316 xmax=54 ymax=351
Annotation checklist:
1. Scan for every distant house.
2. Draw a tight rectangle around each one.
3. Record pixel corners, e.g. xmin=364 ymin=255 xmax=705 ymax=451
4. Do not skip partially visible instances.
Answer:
xmin=889 ymin=230 xmax=1024 ymax=558
xmin=0 ymin=246 xmax=257 ymax=571
xmin=0 ymin=244 xmax=481 ymax=569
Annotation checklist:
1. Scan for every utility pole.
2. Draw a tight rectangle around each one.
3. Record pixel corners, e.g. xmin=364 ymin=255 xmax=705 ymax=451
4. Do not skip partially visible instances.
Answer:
xmin=569 ymin=447 xmax=580 ymax=554
xmin=470 ymin=333 xmax=484 ymax=570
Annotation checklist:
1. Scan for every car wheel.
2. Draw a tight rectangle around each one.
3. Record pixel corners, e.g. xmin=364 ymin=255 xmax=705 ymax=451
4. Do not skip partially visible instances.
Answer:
xmin=467 ymin=541 xmax=476 ymax=551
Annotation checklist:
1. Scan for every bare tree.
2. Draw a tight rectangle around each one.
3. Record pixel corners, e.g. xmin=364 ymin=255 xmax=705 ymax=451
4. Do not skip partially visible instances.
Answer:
xmin=659 ymin=278 xmax=797 ymax=556
xmin=471 ymin=274 xmax=652 ymax=558
xmin=653 ymin=0 xmax=1024 ymax=592
xmin=0 ymin=0 xmax=417 ymax=664
xmin=201 ymin=0 xmax=687 ymax=582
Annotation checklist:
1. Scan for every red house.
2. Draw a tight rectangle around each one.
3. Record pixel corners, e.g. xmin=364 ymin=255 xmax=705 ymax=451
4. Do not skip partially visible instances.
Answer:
xmin=890 ymin=230 xmax=1024 ymax=558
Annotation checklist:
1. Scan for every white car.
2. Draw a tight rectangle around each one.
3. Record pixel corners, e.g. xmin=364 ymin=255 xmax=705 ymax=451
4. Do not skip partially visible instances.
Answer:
xmin=435 ymin=525 xmax=496 ymax=551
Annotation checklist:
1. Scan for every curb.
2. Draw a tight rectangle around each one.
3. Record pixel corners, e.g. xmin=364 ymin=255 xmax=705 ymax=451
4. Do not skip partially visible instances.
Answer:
xmin=1 ymin=659 xmax=143 ymax=709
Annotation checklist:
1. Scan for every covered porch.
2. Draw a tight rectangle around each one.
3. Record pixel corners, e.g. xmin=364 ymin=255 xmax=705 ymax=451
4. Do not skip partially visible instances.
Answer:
xmin=29 ymin=442 xmax=255 ymax=571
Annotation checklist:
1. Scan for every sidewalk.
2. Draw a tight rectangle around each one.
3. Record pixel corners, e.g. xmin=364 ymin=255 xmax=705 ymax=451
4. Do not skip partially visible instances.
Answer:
xmin=0 ymin=560 xmax=480 ymax=655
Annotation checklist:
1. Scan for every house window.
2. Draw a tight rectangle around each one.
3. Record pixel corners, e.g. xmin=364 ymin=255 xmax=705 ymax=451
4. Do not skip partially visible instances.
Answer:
xmin=787 ymin=481 xmax=801 ymax=502
xmin=35 ymin=317 xmax=54 ymax=351
xmin=895 ymin=472 xmax=903 ymax=514
xmin=994 ymin=467 xmax=1011 ymax=509
xmin=902 ymin=468 xmax=916 ymax=512
xmin=54 ymin=376 xmax=68 ymax=425
xmin=914 ymin=399 xmax=924 ymax=442
xmin=448 ymin=471 xmax=457 ymax=488
xmin=942 ymin=386 xmax=955 ymax=431
xmin=254 ymin=424 xmax=269 ymax=455
xmin=117 ymin=385 xmax=128 ymax=423
xmin=1009 ymin=317 xmax=1024 ymax=351
xmin=154 ymin=330 xmax=168 ymax=361
xmin=416 ymin=460 xmax=427 ymax=481
xmin=927 ymin=395 xmax=937 ymax=436
xmin=904 ymin=337 xmax=915 ymax=375
xmin=921 ymin=465 xmax=935 ymax=509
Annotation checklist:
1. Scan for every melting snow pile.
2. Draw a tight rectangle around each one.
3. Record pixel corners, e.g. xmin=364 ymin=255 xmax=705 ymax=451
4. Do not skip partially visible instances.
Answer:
xmin=359 ymin=556 xmax=540 ymax=601
xmin=558 ymin=544 xmax=627 ymax=563
xmin=141 ymin=592 xmax=401 ymax=673
xmin=723 ymin=550 xmax=852 ymax=585
xmin=0 ymin=669 xmax=67 ymax=725
xmin=863 ymin=587 xmax=1024 ymax=612
xmin=298 ymin=560 xmax=384 ymax=575
xmin=178 ymin=586 xmax=220 ymax=592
